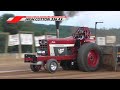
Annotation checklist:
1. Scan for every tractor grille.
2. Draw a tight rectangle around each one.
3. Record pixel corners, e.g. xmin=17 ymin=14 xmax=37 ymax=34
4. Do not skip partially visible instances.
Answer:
xmin=39 ymin=40 xmax=48 ymax=55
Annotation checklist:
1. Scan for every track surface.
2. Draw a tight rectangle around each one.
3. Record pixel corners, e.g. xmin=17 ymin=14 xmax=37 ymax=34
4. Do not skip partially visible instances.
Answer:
xmin=0 ymin=59 xmax=120 ymax=79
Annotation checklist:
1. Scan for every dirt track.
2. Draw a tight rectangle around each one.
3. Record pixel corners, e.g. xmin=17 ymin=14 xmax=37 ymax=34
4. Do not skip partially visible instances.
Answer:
xmin=0 ymin=57 xmax=120 ymax=79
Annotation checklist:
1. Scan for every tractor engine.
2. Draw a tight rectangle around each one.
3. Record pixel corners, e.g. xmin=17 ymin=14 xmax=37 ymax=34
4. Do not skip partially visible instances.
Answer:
xmin=36 ymin=39 xmax=48 ymax=56
xmin=37 ymin=38 xmax=76 ymax=57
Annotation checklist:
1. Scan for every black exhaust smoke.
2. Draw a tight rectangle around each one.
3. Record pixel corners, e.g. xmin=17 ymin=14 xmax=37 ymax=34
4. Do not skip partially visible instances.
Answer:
xmin=53 ymin=11 xmax=80 ymax=38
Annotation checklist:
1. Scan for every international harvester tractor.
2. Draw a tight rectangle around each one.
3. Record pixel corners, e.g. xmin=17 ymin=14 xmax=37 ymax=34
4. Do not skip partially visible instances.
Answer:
xmin=24 ymin=27 xmax=103 ymax=73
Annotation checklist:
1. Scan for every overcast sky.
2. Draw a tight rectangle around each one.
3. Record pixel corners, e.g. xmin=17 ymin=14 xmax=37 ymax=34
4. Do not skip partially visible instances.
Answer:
xmin=0 ymin=11 xmax=120 ymax=29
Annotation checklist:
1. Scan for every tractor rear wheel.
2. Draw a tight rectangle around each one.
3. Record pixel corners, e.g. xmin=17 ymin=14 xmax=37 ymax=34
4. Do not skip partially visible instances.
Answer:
xmin=30 ymin=64 xmax=41 ymax=72
xmin=77 ymin=43 xmax=102 ymax=72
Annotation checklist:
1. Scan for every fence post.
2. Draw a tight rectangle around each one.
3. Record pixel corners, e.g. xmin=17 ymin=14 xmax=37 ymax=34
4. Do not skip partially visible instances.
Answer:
xmin=5 ymin=33 xmax=9 ymax=54
xmin=32 ymin=32 xmax=35 ymax=53
xmin=0 ymin=32 xmax=9 ymax=54
xmin=18 ymin=32 xmax=22 ymax=59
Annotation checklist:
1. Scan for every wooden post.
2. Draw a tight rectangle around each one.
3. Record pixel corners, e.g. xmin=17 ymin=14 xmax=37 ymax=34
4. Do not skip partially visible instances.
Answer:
xmin=5 ymin=33 xmax=9 ymax=54
xmin=32 ymin=33 xmax=35 ymax=53
xmin=0 ymin=32 xmax=9 ymax=54
xmin=18 ymin=32 xmax=22 ymax=59
xmin=18 ymin=31 xmax=35 ymax=54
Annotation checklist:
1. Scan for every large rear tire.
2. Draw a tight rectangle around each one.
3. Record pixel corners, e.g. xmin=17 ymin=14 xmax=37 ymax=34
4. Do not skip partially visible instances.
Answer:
xmin=77 ymin=43 xmax=102 ymax=72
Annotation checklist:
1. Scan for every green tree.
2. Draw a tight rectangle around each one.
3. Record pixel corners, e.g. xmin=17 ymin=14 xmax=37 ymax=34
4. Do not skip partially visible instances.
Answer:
xmin=1 ymin=14 xmax=18 ymax=34
xmin=0 ymin=16 xmax=3 ymax=32
xmin=18 ymin=21 xmax=34 ymax=31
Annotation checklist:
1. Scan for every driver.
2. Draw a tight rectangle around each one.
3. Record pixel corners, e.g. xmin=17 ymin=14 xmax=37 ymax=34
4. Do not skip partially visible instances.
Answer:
xmin=75 ymin=30 xmax=85 ymax=40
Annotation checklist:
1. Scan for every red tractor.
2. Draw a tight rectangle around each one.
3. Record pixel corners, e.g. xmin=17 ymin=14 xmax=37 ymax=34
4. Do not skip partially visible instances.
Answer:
xmin=24 ymin=27 xmax=102 ymax=73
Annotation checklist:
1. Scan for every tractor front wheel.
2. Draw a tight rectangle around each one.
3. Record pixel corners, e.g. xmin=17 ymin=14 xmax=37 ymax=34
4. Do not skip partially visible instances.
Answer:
xmin=46 ymin=59 xmax=58 ymax=73
xmin=30 ymin=64 xmax=41 ymax=72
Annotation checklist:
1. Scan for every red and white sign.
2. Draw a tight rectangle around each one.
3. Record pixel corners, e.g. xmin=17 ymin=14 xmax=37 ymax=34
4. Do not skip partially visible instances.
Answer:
xmin=7 ymin=16 xmax=67 ymax=23
xmin=8 ymin=34 xmax=19 ymax=46
xmin=20 ymin=34 xmax=33 ymax=45
xmin=97 ymin=37 xmax=106 ymax=45
xmin=106 ymin=36 xmax=116 ymax=44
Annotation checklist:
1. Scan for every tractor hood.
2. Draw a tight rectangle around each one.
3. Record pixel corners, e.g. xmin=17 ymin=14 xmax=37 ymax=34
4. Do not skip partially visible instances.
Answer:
xmin=47 ymin=37 xmax=75 ymax=44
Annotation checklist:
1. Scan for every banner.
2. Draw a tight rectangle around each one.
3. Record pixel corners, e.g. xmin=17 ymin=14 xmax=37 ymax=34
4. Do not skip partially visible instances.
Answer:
xmin=20 ymin=34 xmax=33 ymax=45
xmin=8 ymin=34 xmax=19 ymax=46
xmin=97 ymin=37 xmax=105 ymax=45
xmin=106 ymin=36 xmax=116 ymax=44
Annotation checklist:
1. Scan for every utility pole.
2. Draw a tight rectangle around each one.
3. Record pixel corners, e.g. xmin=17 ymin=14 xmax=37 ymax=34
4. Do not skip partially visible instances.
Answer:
xmin=95 ymin=22 xmax=104 ymax=43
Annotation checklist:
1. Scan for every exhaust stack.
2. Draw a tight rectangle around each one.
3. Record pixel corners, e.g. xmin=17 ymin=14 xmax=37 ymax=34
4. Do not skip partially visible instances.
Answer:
xmin=53 ymin=11 xmax=63 ymax=38
xmin=56 ymin=21 xmax=60 ymax=38
xmin=53 ymin=11 xmax=80 ymax=38
xmin=56 ymin=29 xmax=59 ymax=38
